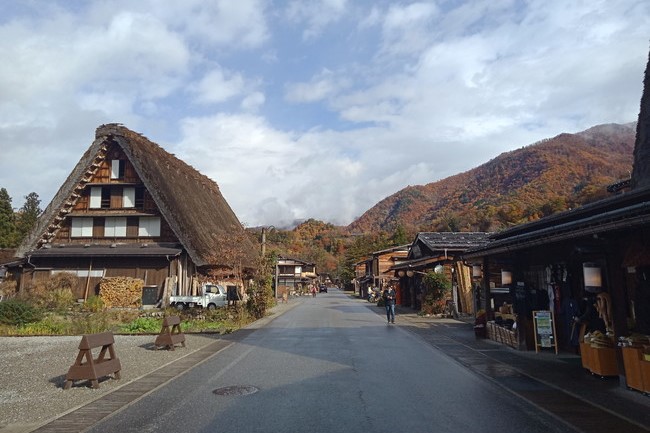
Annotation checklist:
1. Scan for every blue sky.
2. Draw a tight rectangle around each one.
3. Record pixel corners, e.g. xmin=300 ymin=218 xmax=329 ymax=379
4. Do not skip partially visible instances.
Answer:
xmin=0 ymin=0 xmax=649 ymax=228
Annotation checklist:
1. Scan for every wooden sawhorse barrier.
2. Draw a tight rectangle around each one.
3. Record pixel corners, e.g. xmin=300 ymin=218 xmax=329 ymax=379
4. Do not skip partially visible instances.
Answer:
xmin=154 ymin=315 xmax=186 ymax=351
xmin=64 ymin=332 xmax=121 ymax=389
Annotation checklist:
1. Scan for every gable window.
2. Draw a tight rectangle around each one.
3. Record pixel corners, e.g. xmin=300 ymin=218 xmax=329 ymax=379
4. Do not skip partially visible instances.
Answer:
xmin=134 ymin=187 xmax=145 ymax=208
xmin=111 ymin=160 xmax=125 ymax=179
xmin=139 ymin=217 xmax=161 ymax=237
xmin=123 ymin=187 xmax=135 ymax=208
xmin=71 ymin=218 xmax=93 ymax=237
xmin=105 ymin=217 xmax=127 ymax=237
xmin=89 ymin=187 xmax=102 ymax=209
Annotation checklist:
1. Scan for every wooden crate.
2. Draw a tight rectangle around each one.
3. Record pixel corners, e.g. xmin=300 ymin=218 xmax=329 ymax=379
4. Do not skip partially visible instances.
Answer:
xmin=640 ymin=358 xmax=650 ymax=392
xmin=590 ymin=346 xmax=618 ymax=377
xmin=622 ymin=347 xmax=644 ymax=392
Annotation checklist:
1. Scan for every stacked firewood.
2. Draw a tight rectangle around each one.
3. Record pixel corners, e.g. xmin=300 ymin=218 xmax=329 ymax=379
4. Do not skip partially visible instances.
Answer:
xmin=99 ymin=277 xmax=144 ymax=308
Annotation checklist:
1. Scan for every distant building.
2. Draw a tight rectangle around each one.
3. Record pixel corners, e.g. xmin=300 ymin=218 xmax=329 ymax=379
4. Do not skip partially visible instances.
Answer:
xmin=274 ymin=257 xmax=317 ymax=298
xmin=391 ymin=232 xmax=489 ymax=313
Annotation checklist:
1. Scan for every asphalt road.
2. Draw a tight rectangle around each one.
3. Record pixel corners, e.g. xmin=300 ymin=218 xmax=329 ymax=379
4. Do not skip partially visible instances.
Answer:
xmin=87 ymin=290 xmax=575 ymax=433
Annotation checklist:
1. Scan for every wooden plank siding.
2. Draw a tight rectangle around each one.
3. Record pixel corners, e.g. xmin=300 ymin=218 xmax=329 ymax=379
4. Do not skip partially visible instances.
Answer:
xmin=12 ymin=124 xmax=258 ymax=301
xmin=23 ymin=256 xmax=174 ymax=300
xmin=50 ymin=215 xmax=176 ymax=244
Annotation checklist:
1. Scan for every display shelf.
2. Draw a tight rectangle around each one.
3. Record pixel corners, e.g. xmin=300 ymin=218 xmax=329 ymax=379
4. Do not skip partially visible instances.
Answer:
xmin=640 ymin=358 xmax=650 ymax=393
xmin=580 ymin=343 xmax=618 ymax=377
xmin=622 ymin=347 xmax=644 ymax=392
xmin=590 ymin=347 xmax=618 ymax=377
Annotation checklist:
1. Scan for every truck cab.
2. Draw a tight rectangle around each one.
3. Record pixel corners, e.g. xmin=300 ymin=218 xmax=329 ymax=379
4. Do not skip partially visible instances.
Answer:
xmin=170 ymin=283 xmax=228 ymax=310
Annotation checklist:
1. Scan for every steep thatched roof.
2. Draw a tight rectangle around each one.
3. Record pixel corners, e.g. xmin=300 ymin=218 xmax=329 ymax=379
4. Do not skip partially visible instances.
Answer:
xmin=16 ymin=124 xmax=258 ymax=268
xmin=632 ymin=49 xmax=650 ymax=189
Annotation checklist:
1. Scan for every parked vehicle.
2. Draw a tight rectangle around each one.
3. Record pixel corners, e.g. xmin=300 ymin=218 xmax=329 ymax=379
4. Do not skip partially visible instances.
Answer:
xmin=170 ymin=283 xmax=227 ymax=310
xmin=368 ymin=288 xmax=380 ymax=303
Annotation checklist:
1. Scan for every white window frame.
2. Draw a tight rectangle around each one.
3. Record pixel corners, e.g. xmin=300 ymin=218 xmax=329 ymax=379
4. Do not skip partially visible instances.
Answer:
xmin=71 ymin=218 xmax=93 ymax=237
xmin=52 ymin=269 xmax=105 ymax=278
xmin=89 ymin=187 xmax=102 ymax=209
xmin=123 ymin=187 xmax=135 ymax=208
xmin=139 ymin=217 xmax=161 ymax=237
xmin=105 ymin=217 xmax=127 ymax=237
xmin=111 ymin=160 xmax=123 ymax=179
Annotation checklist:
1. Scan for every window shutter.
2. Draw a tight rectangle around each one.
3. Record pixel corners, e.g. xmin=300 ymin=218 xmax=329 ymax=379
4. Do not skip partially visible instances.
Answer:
xmin=139 ymin=217 xmax=161 ymax=237
xmin=123 ymin=187 xmax=135 ymax=208
xmin=105 ymin=217 xmax=127 ymax=237
xmin=111 ymin=160 xmax=120 ymax=179
xmin=89 ymin=187 xmax=102 ymax=208
xmin=71 ymin=218 xmax=93 ymax=237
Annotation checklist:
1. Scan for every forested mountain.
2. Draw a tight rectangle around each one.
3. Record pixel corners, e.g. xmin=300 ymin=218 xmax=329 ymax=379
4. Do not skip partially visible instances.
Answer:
xmin=347 ymin=123 xmax=636 ymax=234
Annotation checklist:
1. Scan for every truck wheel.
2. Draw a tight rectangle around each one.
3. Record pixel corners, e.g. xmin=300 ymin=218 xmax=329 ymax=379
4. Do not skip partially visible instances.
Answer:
xmin=174 ymin=303 xmax=185 ymax=311
xmin=207 ymin=303 xmax=216 ymax=310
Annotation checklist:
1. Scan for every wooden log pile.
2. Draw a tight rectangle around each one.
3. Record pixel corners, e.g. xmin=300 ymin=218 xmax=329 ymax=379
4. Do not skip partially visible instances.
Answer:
xmin=99 ymin=277 xmax=144 ymax=308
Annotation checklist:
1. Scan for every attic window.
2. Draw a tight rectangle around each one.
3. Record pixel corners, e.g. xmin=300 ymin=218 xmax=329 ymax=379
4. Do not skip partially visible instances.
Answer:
xmin=71 ymin=218 xmax=93 ymax=237
xmin=89 ymin=187 xmax=102 ymax=208
xmin=105 ymin=217 xmax=127 ymax=237
xmin=123 ymin=187 xmax=135 ymax=208
xmin=111 ymin=160 xmax=125 ymax=179
xmin=139 ymin=217 xmax=161 ymax=237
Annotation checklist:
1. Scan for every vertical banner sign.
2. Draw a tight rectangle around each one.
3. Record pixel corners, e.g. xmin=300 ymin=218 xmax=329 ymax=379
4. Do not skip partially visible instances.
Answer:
xmin=532 ymin=310 xmax=558 ymax=355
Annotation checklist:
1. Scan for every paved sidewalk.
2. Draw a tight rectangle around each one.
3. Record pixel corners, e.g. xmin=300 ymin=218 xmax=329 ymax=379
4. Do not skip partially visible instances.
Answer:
xmin=368 ymin=301 xmax=650 ymax=432
xmin=27 ymin=299 xmax=304 ymax=433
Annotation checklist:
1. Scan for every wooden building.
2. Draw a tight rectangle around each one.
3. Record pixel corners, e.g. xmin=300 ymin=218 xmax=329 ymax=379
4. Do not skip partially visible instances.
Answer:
xmin=274 ymin=257 xmax=317 ymax=298
xmin=391 ymin=232 xmax=490 ymax=314
xmin=463 ymin=50 xmax=650 ymax=388
xmin=7 ymin=124 xmax=257 ymax=304
xmin=355 ymin=246 xmax=409 ymax=301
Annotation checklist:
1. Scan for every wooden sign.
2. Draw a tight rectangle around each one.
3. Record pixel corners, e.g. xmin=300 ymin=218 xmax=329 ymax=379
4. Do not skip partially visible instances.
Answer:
xmin=532 ymin=310 xmax=558 ymax=355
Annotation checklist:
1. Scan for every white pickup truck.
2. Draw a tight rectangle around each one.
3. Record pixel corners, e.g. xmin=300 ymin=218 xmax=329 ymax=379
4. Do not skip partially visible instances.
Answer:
xmin=169 ymin=283 xmax=228 ymax=310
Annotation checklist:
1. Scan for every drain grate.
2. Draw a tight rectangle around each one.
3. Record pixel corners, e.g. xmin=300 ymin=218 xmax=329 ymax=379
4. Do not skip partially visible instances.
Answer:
xmin=213 ymin=385 xmax=259 ymax=396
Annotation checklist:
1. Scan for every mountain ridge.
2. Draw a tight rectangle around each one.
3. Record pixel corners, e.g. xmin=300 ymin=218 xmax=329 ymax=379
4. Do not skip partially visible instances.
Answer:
xmin=346 ymin=122 xmax=637 ymax=234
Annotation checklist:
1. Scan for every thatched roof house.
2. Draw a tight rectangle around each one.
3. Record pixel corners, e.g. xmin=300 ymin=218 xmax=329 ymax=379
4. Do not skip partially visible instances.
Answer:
xmin=11 ymin=124 xmax=258 ymax=301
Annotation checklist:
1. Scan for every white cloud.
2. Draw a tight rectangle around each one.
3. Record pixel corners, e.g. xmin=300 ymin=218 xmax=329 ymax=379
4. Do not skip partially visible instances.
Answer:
xmin=284 ymin=69 xmax=350 ymax=103
xmin=1 ymin=0 xmax=649 ymax=229
xmin=380 ymin=2 xmax=439 ymax=56
xmin=241 ymin=92 xmax=266 ymax=112
xmin=286 ymin=0 xmax=349 ymax=39
xmin=190 ymin=67 xmax=246 ymax=104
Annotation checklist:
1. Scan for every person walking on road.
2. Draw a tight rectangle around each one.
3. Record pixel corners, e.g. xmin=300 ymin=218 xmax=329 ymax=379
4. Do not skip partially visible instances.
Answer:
xmin=383 ymin=286 xmax=396 ymax=323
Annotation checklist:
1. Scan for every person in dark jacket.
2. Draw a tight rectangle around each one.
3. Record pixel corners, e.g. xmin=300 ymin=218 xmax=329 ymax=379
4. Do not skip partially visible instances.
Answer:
xmin=383 ymin=287 xmax=396 ymax=324
xmin=574 ymin=295 xmax=606 ymax=336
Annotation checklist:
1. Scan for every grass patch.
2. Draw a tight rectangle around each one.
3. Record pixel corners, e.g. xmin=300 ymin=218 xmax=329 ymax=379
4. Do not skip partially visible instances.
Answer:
xmin=0 ymin=305 xmax=258 ymax=336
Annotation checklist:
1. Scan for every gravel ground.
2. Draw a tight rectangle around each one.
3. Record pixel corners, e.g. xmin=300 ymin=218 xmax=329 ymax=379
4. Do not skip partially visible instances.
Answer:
xmin=0 ymin=333 xmax=221 ymax=432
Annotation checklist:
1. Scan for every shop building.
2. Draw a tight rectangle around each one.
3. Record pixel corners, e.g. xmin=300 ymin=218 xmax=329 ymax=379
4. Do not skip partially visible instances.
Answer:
xmin=464 ymin=50 xmax=650 ymax=390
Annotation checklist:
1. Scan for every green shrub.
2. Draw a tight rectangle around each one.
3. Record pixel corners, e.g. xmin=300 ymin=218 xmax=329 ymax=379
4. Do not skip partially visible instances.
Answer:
xmin=17 ymin=316 xmax=68 ymax=335
xmin=69 ymin=312 xmax=111 ymax=335
xmin=246 ymin=284 xmax=274 ymax=320
xmin=420 ymin=271 xmax=451 ymax=315
xmin=83 ymin=295 xmax=105 ymax=313
xmin=119 ymin=317 xmax=161 ymax=334
xmin=0 ymin=299 xmax=43 ymax=326
xmin=45 ymin=288 xmax=76 ymax=312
